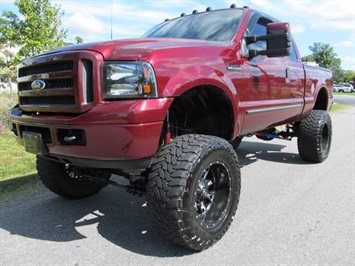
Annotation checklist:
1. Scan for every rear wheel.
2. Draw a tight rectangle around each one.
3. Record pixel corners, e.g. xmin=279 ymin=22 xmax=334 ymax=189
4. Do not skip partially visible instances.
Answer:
xmin=297 ymin=110 xmax=332 ymax=163
xmin=146 ymin=134 xmax=241 ymax=251
xmin=37 ymin=157 xmax=107 ymax=199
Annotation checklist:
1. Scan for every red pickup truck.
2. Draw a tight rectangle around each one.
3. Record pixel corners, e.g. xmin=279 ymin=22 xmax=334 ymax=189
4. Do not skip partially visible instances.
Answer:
xmin=10 ymin=5 xmax=333 ymax=250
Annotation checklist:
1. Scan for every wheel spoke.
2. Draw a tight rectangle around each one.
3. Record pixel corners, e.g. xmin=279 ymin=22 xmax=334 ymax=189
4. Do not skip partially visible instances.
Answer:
xmin=207 ymin=179 xmax=214 ymax=188
xmin=195 ymin=162 xmax=230 ymax=223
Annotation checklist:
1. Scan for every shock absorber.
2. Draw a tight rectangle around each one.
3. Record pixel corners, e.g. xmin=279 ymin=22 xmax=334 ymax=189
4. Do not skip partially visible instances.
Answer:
xmin=165 ymin=111 xmax=172 ymax=144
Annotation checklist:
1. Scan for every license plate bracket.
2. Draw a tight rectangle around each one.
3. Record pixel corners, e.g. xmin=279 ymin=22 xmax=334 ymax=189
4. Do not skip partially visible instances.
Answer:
xmin=23 ymin=131 xmax=43 ymax=155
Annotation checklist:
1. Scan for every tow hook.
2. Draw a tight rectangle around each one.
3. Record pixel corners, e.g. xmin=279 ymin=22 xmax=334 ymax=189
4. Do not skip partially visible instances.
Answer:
xmin=64 ymin=136 xmax=76 ymax=142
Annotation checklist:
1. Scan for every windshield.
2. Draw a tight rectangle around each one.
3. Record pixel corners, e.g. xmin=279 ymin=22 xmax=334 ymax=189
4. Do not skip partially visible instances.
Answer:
xmin=142 ymin=9 xmax=244 ymax=42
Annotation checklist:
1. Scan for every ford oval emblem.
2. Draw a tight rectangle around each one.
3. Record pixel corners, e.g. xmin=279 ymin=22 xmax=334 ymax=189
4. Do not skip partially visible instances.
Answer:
xmin=31 ymin=80 xmax=46 ymax=91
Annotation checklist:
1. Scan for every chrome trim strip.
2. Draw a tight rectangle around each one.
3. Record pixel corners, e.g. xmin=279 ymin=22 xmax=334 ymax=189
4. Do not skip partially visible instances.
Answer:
xmin=246 ymin=104 xmax=303 ymax=114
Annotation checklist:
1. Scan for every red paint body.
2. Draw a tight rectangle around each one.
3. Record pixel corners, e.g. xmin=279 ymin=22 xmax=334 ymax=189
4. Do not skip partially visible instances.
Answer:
xmin=10 ymin=7 xmax=333 ymax=169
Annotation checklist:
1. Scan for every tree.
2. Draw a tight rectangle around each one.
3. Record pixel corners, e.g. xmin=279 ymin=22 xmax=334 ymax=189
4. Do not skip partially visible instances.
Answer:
xmin=0 ymin=0 xmax=68 ymax=67
xmin=0 ymin=45 xmax=15 ymax=87
xmin=303 ymin=42 xmax=344 ymax=83
xmin=0 ymin=10 xmax=20 ymax=82
xmin=308 ymin=43 xmax=337 ymax=69
xmin=75 ymin=36 xmax=84 ymax=44
xmin=330 ymin=57 xmax=344 ymax=83
xmin=301 ymin=54 xmax=315 ymax=63
xmin=343 ymin=70 xmax=355 ymax=83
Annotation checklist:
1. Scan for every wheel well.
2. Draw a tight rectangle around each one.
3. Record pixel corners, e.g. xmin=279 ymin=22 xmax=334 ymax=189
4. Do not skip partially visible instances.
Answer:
xmin=168 ymin=86 xmax=234 ymax=140
xmin=314 ymin=87 xmax=328 ymax=110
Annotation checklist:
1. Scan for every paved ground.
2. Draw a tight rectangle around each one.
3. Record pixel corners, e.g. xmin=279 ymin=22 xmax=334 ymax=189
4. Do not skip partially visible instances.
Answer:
xmin=333 ymin=94 xmax=355 ymax=105
xmin=1 ymin=108 xmax=354 ymax=265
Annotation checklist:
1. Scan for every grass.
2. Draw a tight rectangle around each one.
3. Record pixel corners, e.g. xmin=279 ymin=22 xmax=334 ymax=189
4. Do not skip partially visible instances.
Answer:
xmin=330 ymin=102 xmax=353 ymax=113
xmin=0 ymin=132 xmax=36 ymax=179
xmin=0 ymin=131 xmax=41 ymax=202
xmin=0 ymin=174 xmax=42 ymax=203
xmin=333 ymin=92 xmax=355 ymax=96
xmin=0 ymin=91 xmax=41 ymax=202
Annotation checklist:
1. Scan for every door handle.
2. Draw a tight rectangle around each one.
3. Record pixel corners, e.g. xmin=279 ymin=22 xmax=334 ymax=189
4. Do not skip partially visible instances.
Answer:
xmin=285 ymin=67 xmax=290 ymax=83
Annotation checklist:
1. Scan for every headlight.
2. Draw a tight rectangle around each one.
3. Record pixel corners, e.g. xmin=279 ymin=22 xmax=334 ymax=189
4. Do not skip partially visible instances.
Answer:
xmin=102 ymin=61 xmax=158 ymax=99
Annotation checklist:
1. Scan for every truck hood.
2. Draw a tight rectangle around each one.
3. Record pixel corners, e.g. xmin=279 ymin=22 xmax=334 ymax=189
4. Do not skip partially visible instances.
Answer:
xmin=38 ymin=38 xmax=225 ymax=61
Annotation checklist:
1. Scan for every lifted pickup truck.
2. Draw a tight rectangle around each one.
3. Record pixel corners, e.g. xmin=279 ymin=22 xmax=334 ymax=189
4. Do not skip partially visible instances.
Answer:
xmin=10 ymin=4 xmax=333 ymax=251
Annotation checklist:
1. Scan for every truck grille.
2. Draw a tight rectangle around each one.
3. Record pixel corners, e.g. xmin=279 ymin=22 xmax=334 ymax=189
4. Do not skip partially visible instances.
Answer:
xmin=17 ymin=53 xmax=95 ymax=113
xmin=20 ymin=96 xmax=76 ymax=105
xmin=18 ymin=78 xmax=74 ymax=91
xmin=19 ymin=61 xmax=74 ymax=77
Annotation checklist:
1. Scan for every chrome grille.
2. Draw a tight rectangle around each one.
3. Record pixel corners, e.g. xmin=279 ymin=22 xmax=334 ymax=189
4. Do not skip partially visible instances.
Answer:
xmin=17 ymin=53 xmax=95 ymax=113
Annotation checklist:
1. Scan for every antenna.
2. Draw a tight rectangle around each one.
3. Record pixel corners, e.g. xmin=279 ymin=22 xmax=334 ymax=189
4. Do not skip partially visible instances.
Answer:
xmin=110 ymin=0 xmax=113 ymax=40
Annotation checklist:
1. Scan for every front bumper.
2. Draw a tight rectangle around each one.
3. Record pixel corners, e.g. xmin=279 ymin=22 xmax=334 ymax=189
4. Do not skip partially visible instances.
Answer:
xmin=11 ymin=98 xmax=173 ymax=169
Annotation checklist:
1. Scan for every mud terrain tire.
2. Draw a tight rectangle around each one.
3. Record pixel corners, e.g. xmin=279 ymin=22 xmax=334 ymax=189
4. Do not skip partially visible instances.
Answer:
xmin=297 ymin=110 xmax=332 ymax=163
xmin=146 ymin=134 xmax=241 ymax=251
xmin=37 ymin=157 xmax=105 ymax=199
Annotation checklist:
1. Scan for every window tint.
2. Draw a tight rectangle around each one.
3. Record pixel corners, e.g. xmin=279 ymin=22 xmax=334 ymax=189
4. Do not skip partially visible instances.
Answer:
xmin=247 ymin=17 xmax=271 ymax=51
xmin=251 ymin=22 xmax=267 ymax=36
xmin=289 ymin=41 xmax=298 ymax=62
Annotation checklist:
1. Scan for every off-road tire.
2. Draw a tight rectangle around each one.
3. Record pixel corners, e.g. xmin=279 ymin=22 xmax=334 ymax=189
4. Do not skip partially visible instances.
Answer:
xmin=37 ymin=156 xmax=105 ymax=199
xmin=146 ymin=134 xmax=241 ymax=251
xmin=297 ymin=110 xmax=332 ymax=163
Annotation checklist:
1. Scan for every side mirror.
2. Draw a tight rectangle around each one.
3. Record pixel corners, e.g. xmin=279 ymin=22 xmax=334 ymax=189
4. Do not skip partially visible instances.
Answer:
xmin=245 ymin=22 xmax=291 ymax=59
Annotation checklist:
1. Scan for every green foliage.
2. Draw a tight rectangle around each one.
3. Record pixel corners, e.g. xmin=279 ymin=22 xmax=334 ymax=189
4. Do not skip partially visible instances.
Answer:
xmin=0 ymin=131 xmax=39 ymax=202
xmin=343 ymin=70 xmax=355 ymax=83
xmin=330 ymin=57 xmax=344 ymax=83
xmin=303 ymin=42 xmax=344 ymax=83
xmin=0 ymin=91 xmax=17 ymax=132
xmin=301 ymin=54 xmax=314 ymax=63
xmin=75 ymin=36 xmax=84 ymax=44
xmin=308 ymin=43 xmax=336 ymax=68
xmin=13 ymin=0 xmax=67 ymax=59
xmin=0 ymin=0 xmax=72 ymax=78
xmin=330 ymin=102 xmax=353 ymax=113
xmin=0 ymin=131 xmax=36 ymax=181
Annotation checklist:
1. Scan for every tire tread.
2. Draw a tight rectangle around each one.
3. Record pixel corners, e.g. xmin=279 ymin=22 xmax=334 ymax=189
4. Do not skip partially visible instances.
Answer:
xmin=297 ymin=110 xmax=332 ymax=163
xmin=147 ymin=134 xmax=240 ymax=250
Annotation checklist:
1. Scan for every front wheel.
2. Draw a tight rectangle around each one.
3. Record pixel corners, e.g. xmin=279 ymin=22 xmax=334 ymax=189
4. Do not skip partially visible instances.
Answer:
xmin=297 ymin=110 xmax=332 ymax=163
xmin=37 ymin=157 xmax=107 ymax=199
xmin=146 ymin=134 xmax=241 ymax=251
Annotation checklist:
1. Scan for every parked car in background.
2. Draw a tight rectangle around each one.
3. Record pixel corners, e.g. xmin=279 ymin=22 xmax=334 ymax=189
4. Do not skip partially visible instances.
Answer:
xmin=350 ymin=82 xmax=355 ymax=92
xmin=333 ymin=83 xmax=354 ymax=93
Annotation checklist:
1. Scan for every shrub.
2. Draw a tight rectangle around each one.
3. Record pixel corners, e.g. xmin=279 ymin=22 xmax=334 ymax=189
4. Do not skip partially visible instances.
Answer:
xmin=0 ymin=89 xmax=17 ymax=133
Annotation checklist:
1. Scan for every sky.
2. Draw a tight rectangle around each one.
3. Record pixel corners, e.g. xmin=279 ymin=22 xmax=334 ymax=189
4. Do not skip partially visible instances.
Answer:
xmin=0 ymin=0 xmax=354 ymax=71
